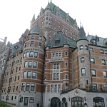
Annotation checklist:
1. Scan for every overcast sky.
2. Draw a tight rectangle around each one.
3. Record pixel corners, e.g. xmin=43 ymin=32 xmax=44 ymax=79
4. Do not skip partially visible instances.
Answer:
xmin=0 ymin=0 xmax=107 ymax=43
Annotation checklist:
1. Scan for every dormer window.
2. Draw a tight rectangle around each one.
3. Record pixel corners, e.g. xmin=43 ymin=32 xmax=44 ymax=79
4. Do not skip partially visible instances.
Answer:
xmin=55 ymin=40 xmax=60 ymax=46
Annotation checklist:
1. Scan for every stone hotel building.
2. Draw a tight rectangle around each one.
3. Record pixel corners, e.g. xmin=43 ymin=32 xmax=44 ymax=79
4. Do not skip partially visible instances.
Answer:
xmin=0 ymin=2 xmax=107 ymax=107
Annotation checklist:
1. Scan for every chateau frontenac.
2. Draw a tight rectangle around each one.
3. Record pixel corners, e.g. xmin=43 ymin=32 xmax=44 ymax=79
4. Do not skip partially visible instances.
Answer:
xmin=0 ymin=2 xmax=107 ymax=107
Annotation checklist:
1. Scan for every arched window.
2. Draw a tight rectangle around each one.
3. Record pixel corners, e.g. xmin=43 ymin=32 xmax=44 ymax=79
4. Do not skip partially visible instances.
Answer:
xmin=51 ymin=97 xmax=61 ymax=107
xmin=71 ymin=97 xmax=84 ymax=107
xmin=62 ymin=97 xmax=67 ymax=107
xmin=93 ymin=97 xmax=105 ymax=107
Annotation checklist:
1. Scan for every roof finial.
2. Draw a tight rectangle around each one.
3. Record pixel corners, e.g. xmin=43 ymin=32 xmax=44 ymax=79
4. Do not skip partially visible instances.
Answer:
xmin=80 ymin=21 xmax=82 ymax=27
xmin=49 ymin=0 xmax=52 ymax=3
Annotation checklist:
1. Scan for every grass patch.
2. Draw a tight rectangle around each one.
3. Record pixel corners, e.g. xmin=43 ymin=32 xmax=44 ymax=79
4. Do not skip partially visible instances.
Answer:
xmin=0 ymin=101 xmax=11 ymax=107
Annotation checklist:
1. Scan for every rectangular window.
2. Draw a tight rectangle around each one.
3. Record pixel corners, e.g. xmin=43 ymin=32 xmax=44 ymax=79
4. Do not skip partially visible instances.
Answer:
xmin=58 ymin=84 xmax=60 ymax=92
xmin=30 ymin=41 xmax=34 ymax=47
xmin=29 ymin=97 xmax=34 ymax=103
xmin=24 ymin=62 xmax=28 ymax=68
xmin=21 ymin=83 xmax=25 ymax=91
xmin=23 ymin=72 xmax=27 ymax=78
xmin=29 ymin=51 xmax=34 ymax=57
xmin=32 ymin=72 xmax=37 ymax=79
xmin=89 ymin=47 xmax=93 ymax=51
xmin=90 ymin=58 xmax=95 ymax=63
xmin=103 ymin=84 xmax=107 ymax=92
xmin=26 ymin=84 xmax=30 ymax=91
xmin=28 ymin=62 xmax=32 ymax=68
xmin=53 ymin=63 xmax=59 ymax=69
xmin=103 ymin=71 xmax=107 ymax=78
xmin=34 ymin=52 xmax=38 ymax=58
xmin=27 ymin=72 xmax=32 ymax=78
xmin=53 ymin=73 xmax=59 ymax=80
xmin=80 ymin=57 xmax=85 ymax=63
xmin=55 ymin=40 xmax=60 ymax=46
xmin=81 ymin=68 xmax=86 ymax=76
xmin=26 ymin=52 xmax=29 ymax=57
xmin=92 ymin=84 xmax=97 ymax=91
xmin=85 ymin=45 xmax=88 ymax=50
xmin=54 ymin=84 xmax=57 ymax=92
xmin=33 ymin=62 xmax=37 ymax=68
xmin=100 ymin=49 xmax=104 ymax=54
xmin=79 ymin=45 xmax=83 ymax=50
xmin=52 ymin=52 xmax=62 ymax=60
xmin=19 ymin=97 xmax=23 ymax=102
xmin=31 ymin=84 xmax=35 ymax=91
xmin=91 ymin=69 xmax=96 ymax=76
xmin=65 ymin=52 xmax=68 ymax=56
xmin=39 ymin=42 xmax=42 ymax=46
xmin=24 ymin=97 xmax=29 ymax=106
xmin=104 ymin=50 xmax=107 ymax=54
xmin=102 ymin=59 xmax=106 ymax=65
xmin=31 ymin=35 xmax=35 ymax=39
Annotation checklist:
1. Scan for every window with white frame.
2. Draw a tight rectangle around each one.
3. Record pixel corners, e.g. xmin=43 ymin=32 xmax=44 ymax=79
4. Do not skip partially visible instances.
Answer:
xmin=24 ymin=61 xmax=38 ymax=68
xmin=53 ymin=63 xmax=60 ymax=69
xmin=103 ymin=71 xmax=107 ymax=78
xmin=101 ymin=59 xmax=106 ymax=65
xmin=52 ymin=63 xmax=60 ymax=80
xmin=80 ymin=57 xmax=85 ymax=63
xmin=51 ymin=84 xmax=60 ymax=93
xmin=90 ymin=58 xmax=95 ymax=63
xmin=32 ymin=72 xmax=37 ymax=79
xmin=21 ymin=83 xmax=25 ymax=91
xmin=26 ymin=84 xmax=30 ymax=91
xmin=53 ymin=73 xmax=59 ymax=80
xmin=23 ymin=72 xmax=37 ymax=79
xmin=52 ymin=52 xmax=62 ymax=59
xmin=24 ymin=51 xmax=38 ymax=58
xmin=81 ymin=68 xmax=86 ymax=76
xmin=91 ymin=69 xmax=96 ymax=76
xmin=31 ymin=84 xmax=35 ymax=91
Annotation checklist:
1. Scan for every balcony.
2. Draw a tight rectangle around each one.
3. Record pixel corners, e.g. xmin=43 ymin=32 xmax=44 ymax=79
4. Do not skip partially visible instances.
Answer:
xmin=49 ymin=57 xmax=63 ymax=62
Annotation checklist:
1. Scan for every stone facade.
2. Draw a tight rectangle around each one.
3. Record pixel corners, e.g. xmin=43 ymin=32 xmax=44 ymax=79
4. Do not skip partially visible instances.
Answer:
xmin=0 ymin=2 xmax=107 ymax=107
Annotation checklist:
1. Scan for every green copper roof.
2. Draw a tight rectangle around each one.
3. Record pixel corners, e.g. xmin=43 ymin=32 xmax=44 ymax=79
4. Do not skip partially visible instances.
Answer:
xmin=45 ymin=2 xmax=76 ymax=26
xmin=79 ymin=27 xmax=87 ymax=40
xmin=46 ymin=31 xmax=76 ymax=48
xmin=30 ymin=26 xmax=41 ymax=35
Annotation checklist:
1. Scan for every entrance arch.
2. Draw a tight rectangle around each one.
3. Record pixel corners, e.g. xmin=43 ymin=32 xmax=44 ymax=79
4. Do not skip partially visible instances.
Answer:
xmin=71 ymin=97 xmax=84 ymax=107
xmin=93 ymin=97 xmax=105 ymax=107
xmin=50 ymin=97 xmax=61 ymax=107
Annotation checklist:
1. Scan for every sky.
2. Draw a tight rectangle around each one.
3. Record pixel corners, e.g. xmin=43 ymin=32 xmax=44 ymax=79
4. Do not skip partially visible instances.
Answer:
xmin=0 ymin=0 xmax=107 ymax=43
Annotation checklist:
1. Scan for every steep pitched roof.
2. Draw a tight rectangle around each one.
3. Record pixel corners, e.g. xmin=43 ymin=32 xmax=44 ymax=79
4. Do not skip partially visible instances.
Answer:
xmin=30 ymin=26 xmax=41 ymax=35
xmin=46 ymin=31 xmax=76 ymax=48
xmin=79 ymin=27 xmax=87 ymax=40
xmin=45 ymin=2 xmax=76 ymax=26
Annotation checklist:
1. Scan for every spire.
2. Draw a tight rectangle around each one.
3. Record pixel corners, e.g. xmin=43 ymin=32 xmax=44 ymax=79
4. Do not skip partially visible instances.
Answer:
xmin=31 ymin=14 xmax=35 ymax=22
xmin=79 ymin=26 xmax=87 ymax=40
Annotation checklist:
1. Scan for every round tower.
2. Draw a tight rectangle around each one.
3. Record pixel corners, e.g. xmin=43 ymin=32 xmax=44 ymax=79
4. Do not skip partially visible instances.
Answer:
xmin=19 ymin=26 xmax=45 ymax=107
xmin=77 ymin=39 xmax=91 ymax=90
